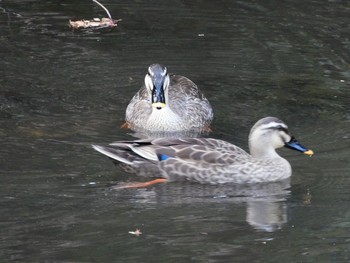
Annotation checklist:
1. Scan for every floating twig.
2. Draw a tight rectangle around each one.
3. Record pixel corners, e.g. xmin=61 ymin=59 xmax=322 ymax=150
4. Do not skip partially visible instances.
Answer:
xmin=69 ymin=0 xmax=121 ymax=30
xmin=92 ymin=0 xmax=112 ymax=19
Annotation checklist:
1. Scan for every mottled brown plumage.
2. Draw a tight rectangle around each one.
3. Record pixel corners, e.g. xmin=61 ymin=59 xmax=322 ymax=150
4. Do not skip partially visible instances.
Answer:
xmin=125 ymin=64 xmax=213 ymax=134
xmin=93 ymin=117 xmax=314 ymax=185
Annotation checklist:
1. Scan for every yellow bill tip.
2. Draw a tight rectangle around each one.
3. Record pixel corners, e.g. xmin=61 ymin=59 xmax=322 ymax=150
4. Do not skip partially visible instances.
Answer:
xmin=304 ymin=150 xmax=314 ymax=156
xmin=152 ymin=102 xmax=166 ymax=109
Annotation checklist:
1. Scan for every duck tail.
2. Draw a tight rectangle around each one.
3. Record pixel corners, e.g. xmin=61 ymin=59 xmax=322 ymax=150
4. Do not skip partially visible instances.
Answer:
xmin=92 ymin=144 xmax=134 ymax=165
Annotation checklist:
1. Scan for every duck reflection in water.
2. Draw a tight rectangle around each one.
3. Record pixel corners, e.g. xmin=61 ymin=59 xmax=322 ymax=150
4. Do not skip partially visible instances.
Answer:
xmin=111 ymin=178 xmax=291 ymax=232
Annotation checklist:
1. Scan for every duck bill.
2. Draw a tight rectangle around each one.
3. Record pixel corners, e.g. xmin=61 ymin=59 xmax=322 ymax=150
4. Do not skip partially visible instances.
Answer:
xmin=285 ymin=137 xmax=314 ymax=156
xmin=151 ymin=84 xmax=166 ymax=109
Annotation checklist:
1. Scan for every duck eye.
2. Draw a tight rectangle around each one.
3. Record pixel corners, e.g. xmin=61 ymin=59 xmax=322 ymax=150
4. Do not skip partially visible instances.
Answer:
xmin=276 ymin=125 xmax=288 ymax=133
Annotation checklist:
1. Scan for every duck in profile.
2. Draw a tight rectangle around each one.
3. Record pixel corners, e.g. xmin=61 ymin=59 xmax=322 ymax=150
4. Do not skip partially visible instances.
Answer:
xmin=93 ymin=117 xmax=314 ymax=188
xmin=123 ymin=64 xmax=213 ymax=133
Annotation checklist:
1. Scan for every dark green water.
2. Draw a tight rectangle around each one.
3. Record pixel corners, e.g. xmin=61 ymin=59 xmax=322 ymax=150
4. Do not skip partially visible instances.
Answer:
xmin=1 ymin=0 xmax=350 ymax=262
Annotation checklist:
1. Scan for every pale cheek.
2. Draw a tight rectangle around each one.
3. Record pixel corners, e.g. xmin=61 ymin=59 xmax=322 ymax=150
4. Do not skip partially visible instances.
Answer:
xmin=145 ymin=75 xmax=154 ymax=92
xmin=273 ymin=137 xmax=285 ymax=148
xmin=163 ymin=76 xmax=170 ymax=90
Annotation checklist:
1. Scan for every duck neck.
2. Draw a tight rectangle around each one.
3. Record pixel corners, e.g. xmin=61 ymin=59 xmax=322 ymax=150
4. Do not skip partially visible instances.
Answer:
xmin=249 ymin=137 xmax=282 ymax=160
xmin=250 ymin=146 xmax=281 ymax=160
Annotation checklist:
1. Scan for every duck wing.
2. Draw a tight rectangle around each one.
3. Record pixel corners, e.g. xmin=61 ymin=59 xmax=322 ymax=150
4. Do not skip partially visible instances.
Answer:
xmin=125 ymin=86 xmax=152 ymax=126
xmin=93 ymin=138 xmax=252 ymax=181
xmin=168 ymin=75 xmax=213 ymax=126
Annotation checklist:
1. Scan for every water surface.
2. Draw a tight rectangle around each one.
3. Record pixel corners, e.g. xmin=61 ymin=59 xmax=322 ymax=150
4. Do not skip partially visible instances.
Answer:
xmin=1 ymin=0 xmax=350 ymax=262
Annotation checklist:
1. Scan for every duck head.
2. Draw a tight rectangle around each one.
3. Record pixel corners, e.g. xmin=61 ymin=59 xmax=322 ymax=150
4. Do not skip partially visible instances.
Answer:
xmin=144 ymin=64 xmax=170 ymax=110
xmin=249 ymin=117 xmax=314 ymax=158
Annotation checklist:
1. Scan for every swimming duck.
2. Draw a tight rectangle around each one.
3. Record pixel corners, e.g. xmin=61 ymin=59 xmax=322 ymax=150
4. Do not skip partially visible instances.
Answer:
xmin=123 ymin=64 xmax=213 ymax=133
xmin=93 ymin=117 xmax=313 ymax=187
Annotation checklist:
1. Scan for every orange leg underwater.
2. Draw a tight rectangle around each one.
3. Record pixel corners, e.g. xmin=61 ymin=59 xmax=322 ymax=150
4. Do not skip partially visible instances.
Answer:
xmin=115 ymin=178 xmax=167 ymax=189
xmin=120 ymin=122 xmax=131 ymax=129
